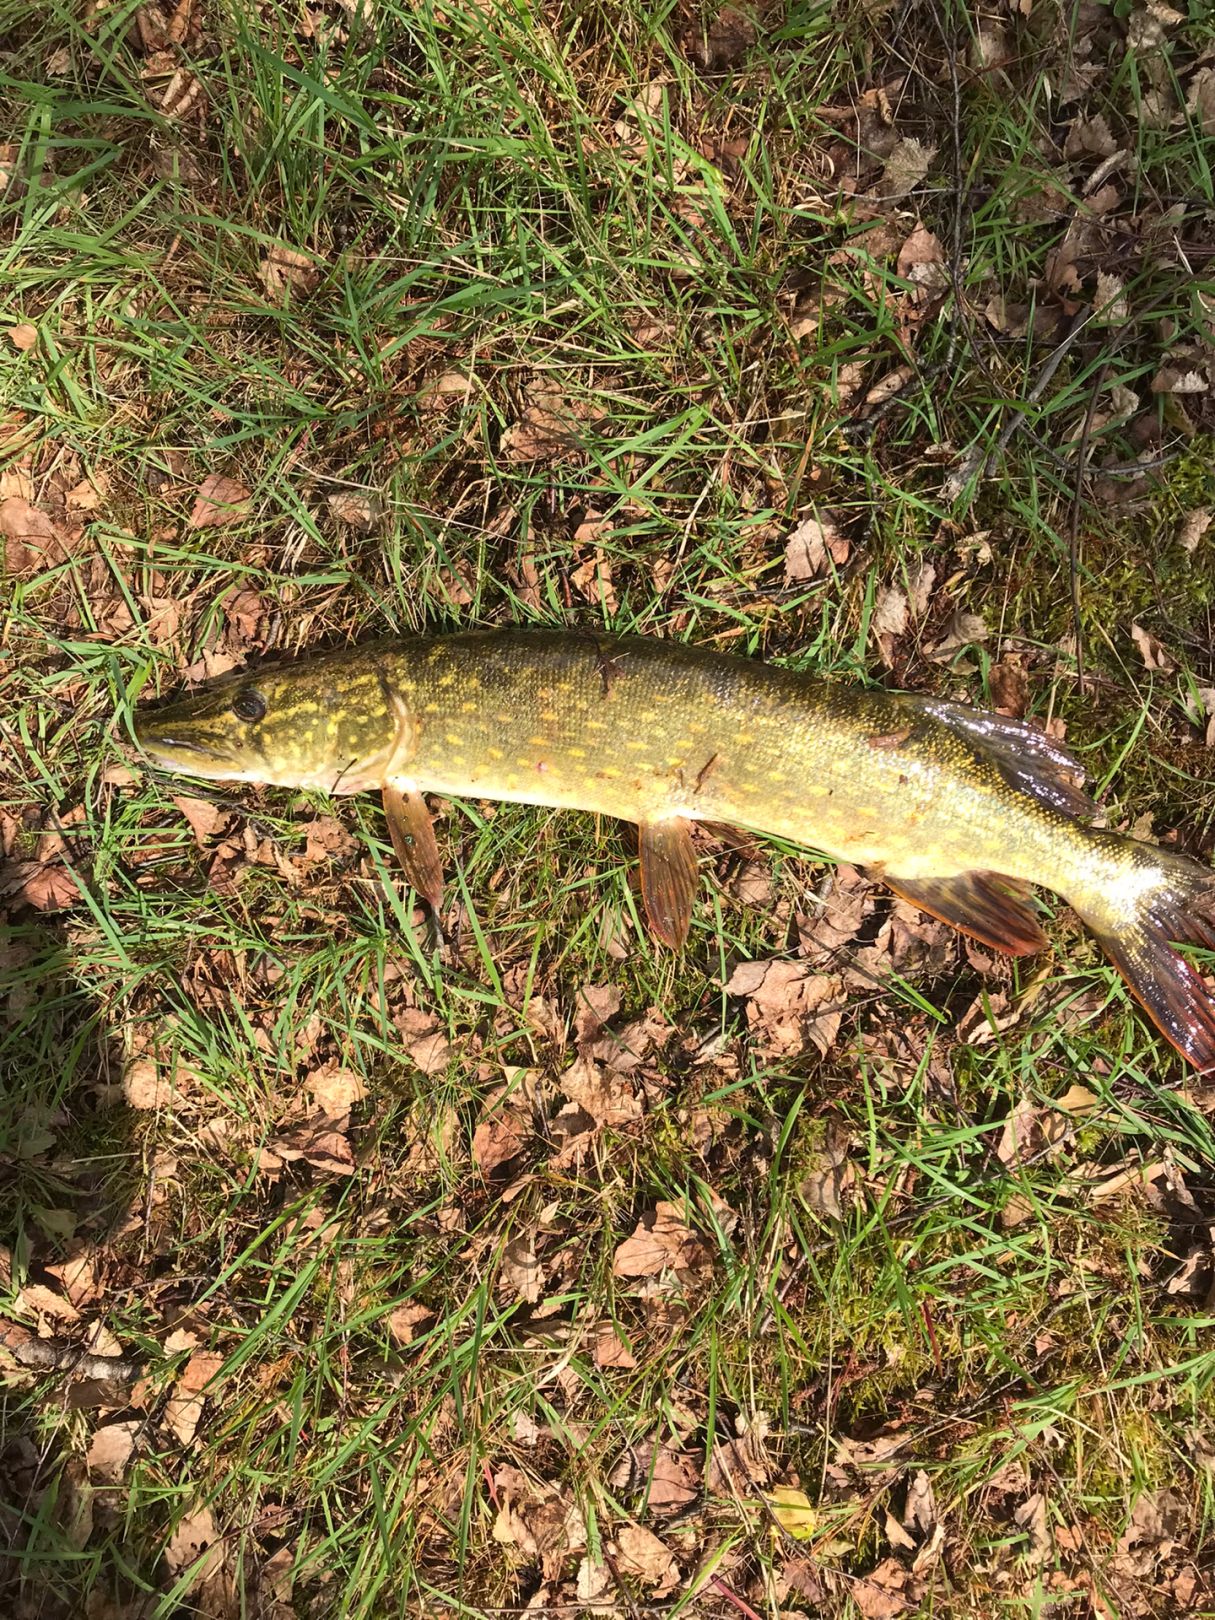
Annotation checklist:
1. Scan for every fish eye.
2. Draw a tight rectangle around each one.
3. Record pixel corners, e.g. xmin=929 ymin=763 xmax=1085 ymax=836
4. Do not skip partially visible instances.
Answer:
xmin=231 ymin=688 xmax=267 ymax=723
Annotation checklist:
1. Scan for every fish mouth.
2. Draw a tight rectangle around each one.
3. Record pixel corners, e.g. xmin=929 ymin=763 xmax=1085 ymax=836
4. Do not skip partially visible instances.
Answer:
xmin=135 ymin=726 xmax=243 ymax=779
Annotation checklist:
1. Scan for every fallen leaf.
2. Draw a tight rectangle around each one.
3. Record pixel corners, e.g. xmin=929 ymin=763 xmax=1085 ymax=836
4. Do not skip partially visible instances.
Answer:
xmin=122 ymin=1058 xmax=178 ymax=1111
xmin=303 ymin=816 xmax=357 ymax=865
xmin=472 ymin=1088 xmax=529 ymax=1174
xmin=326 ymin=490 xmax=381 ymax=533
xmin=500 ymin=1232 xmax=543 ymax=1303
xmin=163 ymin=1504 xmax=225 ymax=1587
xmin=874 ymin=137 xmax=936 ymax=201
xmin=164 ymin=1349 xmax=223 ymax=1446
xmin=10 ymin=862 xmax=80 ymax=912
xmin=187 ymin=474 xmax=251 ymax=530
xmin=306 ymin=1064 xmax=366 ymax=1118
xmin=989 ymin=653 xmax=1029 ymax=717
xmin=853 ymin=1556 xmax=915 ymax=1617
xmin=1120 ymin=1487 xmax=1186 ymax=1550
xmin=1130 ymin=622 xmax=1177 ymax=673
xmin=767 ymin=1485 xmax=817 ymax=1540
xmin=1015 ymin=1492 xmax=1052 ymax=1565
xmin=171 ymin=795 xmax=231 ymax=848
xmin=639 ymin=1443 xmax=701 ymax=1512
xmin=86 ymin=1420 xmax=140 ymax=1484
xmin=682 ymin=4 xmax=756 ymax=69
xmin=613 ymin=1202 xmax=712 ymax=1278
xmin=8 ymin=323 xmax=37 ymax=351
xmin=1178 ymin=507 xmax=1212 ymax=554
xmin=569 ymin=550 xmax=619 ymax=613
xmin=903 ymin=1470 xmax=937 ymax=1537
xmin=928 ymin=607 xmax=988 ymax=661
xmin=258 ymin=245 xmax=322 ymax=298
xmin=784 ymin=514 xmax=850 ymax=582
xmin=0 ymin=496 xmax=68 ymax=572
xmin=266 ymin=1116 xmax=356 ymax=1176
xmin=559 ymin=1056 xmax=642 ymax=1129
xmin=724 ymin=959 xmax=844 ymax=1058
xmin=873 ymin=584 xmax=908 ymax=664
xmin=395 ymin=1008 xmax=452 ymax=1075
xmin=615 ymin=1524 xmax=678 ymax=1591
xmin=386 ymin=1302 xmax=433 ymax=1346
xmin=593 ymin=1323 xmax=637 ymax=1368
xmin=500 ymin=380 xmax=592 ymax=463
xmin=573 ymin=984 xmax=622 ymax=1051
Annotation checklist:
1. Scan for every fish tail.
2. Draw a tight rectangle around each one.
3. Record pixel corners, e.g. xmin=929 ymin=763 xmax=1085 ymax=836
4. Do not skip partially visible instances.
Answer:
xmin=1070 ymin=835 xmax=1215 ymax=1070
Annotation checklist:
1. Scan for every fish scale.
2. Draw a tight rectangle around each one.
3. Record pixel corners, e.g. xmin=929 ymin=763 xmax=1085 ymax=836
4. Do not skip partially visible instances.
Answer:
xmin=134 ymin=627 xmax=1215 ymax=1069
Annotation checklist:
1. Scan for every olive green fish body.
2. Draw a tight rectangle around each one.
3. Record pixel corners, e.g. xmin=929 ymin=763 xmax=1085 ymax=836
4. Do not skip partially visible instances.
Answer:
xmin=135 ymin=629 xmax=1215 ymax=1068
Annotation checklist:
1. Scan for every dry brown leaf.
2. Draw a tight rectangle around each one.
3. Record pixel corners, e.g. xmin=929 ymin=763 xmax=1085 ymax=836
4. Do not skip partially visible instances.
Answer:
xmin=1130 ymin=622 xmax=1177 ymax=672
xmin=573 ymin=984 xmax=622 ymax=1051
xmin=500 ymin=380 xmax=592 ymax=463
xmin=613 ymin=1201 xmax=711 ymax=1278
xmin=386 ymin=1302 xmax=433 ymax=1346
xmin=164 ymin=1348 xmax=223 ymax=1446
xmin=593 ymin=1323 xmax=637 ymax=1368
xmin=640 ymin=1443 xmax=701 ymax=1512
xmin=171 ymin=795 xmax=231 ymax=848
xmin=8 ymin=323 xmax=37 ymax=351
xmin=123 ymin=1058 xmax=179 ymax=1111
xmin=559 ymin=1056 xmax=642 ymax=1129
xmin=874 ymin=137 xmax=936 ymax=200
xmin=928 ymin=607 xmax=988 ymax=661
xmin=500 ymin=1232 xmax=543 ymax=1303
xmin=10 ymin=861 xmax=80 ymax=912
xmin=326 ymin=490 xmax=381 ymax=533
xmin=303 ymin=816 xmax=357 ymax=865
xmin=723 ymin=959 xmax=844 ymax=1058
xmin=682 ymin=4 xmax=756 ymax=69
xmin=259 ymin=245 xmax=321 ymax=298
xmin=569 ymin=550 xmax=619 ymax=614
xmin=266 ymin=1116 xmax=356 ymax=1176
xmin=989 ymin=653 xmax=1029 ymax=717
xmin=615 ymin=1524 xmax=678 ymax=1592
xmin=873 ymin=584 xmax=909 ymax=664
xmin=86 ymin=1420 xmax=140 ymax=1484
xmin=0 ymin=496 xmax=68 ymax=572
xmin=903 ymin=1470 xmax=937 ymax=1537
xmin=164 ymin=1504 xmax=225 ymax=1587
xmin=472 ymin=1088 xmax=529 ymax=1174
xmin=19 ymin=1281 xmax=81 ymax=1326
xmin=853 ymin=1557 xmax=915 ymax=1617
xmin=784 ymin=514 xmax=850 ymax=582
xmin=1014 ymin=1492 xmax=1052 ymax=1565
xmin=1178 ymin=507 xmax=1212 ymax=554
xmin=395 ymin=1008 xmax=452 ymax=1075
xmin=307 ymin=1064 xmax=366 ymax=1118
xmin=187 ymin=474 xmax=251 ymax=530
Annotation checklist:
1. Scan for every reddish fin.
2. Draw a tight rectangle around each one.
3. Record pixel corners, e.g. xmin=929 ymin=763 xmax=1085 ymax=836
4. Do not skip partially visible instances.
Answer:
xmin=1071 ymin=840 xmax=1215 ymax=1070
xmin=383 ymin=781 xmax=443 ymax=912
xmin=882 ymin=869 xmax=1048 ymax=956
xmin=639 ymin=817 xmax=699 ymax=948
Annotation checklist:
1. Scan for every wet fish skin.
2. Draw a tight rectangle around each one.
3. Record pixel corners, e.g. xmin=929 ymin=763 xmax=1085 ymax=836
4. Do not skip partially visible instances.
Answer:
xmin=134 ymin=628 xmax=1215 ymax=1068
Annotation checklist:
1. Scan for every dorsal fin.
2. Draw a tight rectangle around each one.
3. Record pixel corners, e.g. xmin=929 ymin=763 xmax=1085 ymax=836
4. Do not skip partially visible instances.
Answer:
xmin=921 ymin=699 xmax=1095 ymax=820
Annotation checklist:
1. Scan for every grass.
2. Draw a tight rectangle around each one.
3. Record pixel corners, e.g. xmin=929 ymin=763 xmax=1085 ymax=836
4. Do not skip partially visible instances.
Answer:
xmin=3 ymin=0 xmax=1215 ymax=1615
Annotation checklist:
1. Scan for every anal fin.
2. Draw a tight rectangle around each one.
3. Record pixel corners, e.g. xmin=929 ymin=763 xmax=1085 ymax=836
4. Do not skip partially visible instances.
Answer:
xmin=639 ymin=817 xmax=699 ymax=948
xmin=881 ymin=869 xmax=1048 ymax=956
xmin=383 ymin=781 xmax=444 ymax=912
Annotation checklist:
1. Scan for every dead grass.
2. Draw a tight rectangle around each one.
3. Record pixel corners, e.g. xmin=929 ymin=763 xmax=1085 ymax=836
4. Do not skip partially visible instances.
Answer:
xmin=3 ymin=0 xmax=1215 ymax=1616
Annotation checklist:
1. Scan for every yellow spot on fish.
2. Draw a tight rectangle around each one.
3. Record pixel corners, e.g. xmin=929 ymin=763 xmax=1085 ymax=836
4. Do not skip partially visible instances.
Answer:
xmin=529 ymin=734 xmax=550 ymax=747
xmin=674 ymin=737 xmax=694 ymax=749
xmin=424 ymin=703 xmax=441 ymax=714
xmin=438 ymin=673 xmax=456 ymax=687
xmin=540 ymin=709 xmax=558 ymax=722
xmin=625 ymin=740 xmax=646 ymax=751
xmin=505 ymin=775 xmax=519 ymax=791
xmin=496 ymin=712 xmax=512 ymax=725
xmin=516 ymin=756 xmax=533 ymax=769
xmin=736 ymin=731 xmax=755 ymax=745
xmin=586 ymin=720 xmax=607 ymax=732
xmin=639 ymin=710 xmax=657 ymax=722
xmin=488 ymin=746 xmax=505 ymax=761
xmin=445 ymin=733 xmax=463 ymax=746
xmin=567 ymin=746 xmax=586 ymax=758
xmin=461 ymin=701 xmax=478 ymax=713
xmin=598 ymin=766 xmax=621 ymax=779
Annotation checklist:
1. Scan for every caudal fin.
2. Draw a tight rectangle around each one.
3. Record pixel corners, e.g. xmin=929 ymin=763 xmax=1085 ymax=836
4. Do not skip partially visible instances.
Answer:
xmin=1072 ymin=839 xmax=1215 ymax=1070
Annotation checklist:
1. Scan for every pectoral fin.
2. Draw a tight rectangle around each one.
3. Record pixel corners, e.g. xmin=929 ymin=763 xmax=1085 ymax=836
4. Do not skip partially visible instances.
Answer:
xmin=639 ymin=817 xmax=699 ymax=948
xmin=881 ymin=869 xmax=1047 ymax=956
xmin=383 ymin=781 xmax=444 ymax=912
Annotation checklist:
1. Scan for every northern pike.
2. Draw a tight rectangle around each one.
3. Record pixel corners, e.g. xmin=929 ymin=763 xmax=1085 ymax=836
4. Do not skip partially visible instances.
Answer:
xmin=134 ymin=628 xmax=1215 ymax=1068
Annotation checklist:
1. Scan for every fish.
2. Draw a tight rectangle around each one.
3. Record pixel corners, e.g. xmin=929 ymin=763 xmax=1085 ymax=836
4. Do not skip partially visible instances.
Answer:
xmin=133 ymin=626 xmax=1215 ymax=1069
